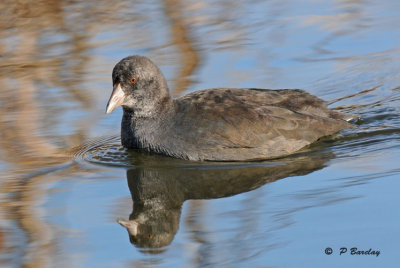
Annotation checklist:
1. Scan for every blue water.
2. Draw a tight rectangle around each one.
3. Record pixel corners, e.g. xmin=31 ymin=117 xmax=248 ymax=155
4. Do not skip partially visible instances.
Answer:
xmin=0 ymin=0 xmax=399 ymax=267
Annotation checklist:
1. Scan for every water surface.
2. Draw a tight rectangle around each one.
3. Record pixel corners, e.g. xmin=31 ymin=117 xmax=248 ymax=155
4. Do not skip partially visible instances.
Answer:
xmin=1 ymin=0 xmax=400 ymax=267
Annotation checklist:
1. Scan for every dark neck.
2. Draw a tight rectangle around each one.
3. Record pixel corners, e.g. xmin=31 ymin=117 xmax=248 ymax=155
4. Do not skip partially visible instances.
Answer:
xmin=125 ymin=95 xmax=172 ymax=120
xmin=121 ymin=96 xmax=173 ymax=149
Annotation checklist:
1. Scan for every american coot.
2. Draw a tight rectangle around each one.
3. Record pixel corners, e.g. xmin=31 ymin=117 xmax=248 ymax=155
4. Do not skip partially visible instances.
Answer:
xmin=106 ymin=55 xmax=353 ymax=161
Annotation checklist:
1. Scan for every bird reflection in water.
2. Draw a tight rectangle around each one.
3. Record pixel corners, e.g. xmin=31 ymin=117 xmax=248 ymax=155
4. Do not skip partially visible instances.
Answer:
xmin=117 ymin=150 xmax=333 ymax=251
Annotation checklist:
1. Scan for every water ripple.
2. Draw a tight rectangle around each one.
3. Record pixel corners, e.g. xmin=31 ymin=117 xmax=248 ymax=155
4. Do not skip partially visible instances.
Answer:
xmin=71 ymin=134 xmax=133 ymax=167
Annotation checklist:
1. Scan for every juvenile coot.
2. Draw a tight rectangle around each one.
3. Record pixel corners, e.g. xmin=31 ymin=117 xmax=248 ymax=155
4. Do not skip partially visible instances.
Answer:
xmin=106 ymin=55 xmax=353 ymax=161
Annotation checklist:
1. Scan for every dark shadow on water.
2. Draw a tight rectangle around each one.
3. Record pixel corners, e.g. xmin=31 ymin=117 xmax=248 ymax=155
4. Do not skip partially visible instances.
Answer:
xmin=117 ymin=151 xmax=334 ymax=252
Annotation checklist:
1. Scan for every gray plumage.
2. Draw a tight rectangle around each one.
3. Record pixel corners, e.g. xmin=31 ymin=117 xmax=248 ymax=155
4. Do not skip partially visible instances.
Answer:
xmin=106 ymin=55 xmax=354 ymax=161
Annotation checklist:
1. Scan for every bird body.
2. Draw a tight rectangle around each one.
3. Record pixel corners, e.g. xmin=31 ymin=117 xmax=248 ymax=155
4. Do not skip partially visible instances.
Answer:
xmin=106 ymin=55 xmax=353 ymax=161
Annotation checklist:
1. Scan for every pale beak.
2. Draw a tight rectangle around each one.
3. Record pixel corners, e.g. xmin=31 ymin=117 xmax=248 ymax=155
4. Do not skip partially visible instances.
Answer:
xmin=117 ymin=219 xmax=139 ymax=236
xmin=106 ymin=83 xmax=125 ymax=114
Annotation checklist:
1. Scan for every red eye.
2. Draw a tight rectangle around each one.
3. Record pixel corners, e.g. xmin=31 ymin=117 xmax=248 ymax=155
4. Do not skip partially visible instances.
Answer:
xmin=131 ymin=77 xmax=137 ymax=83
